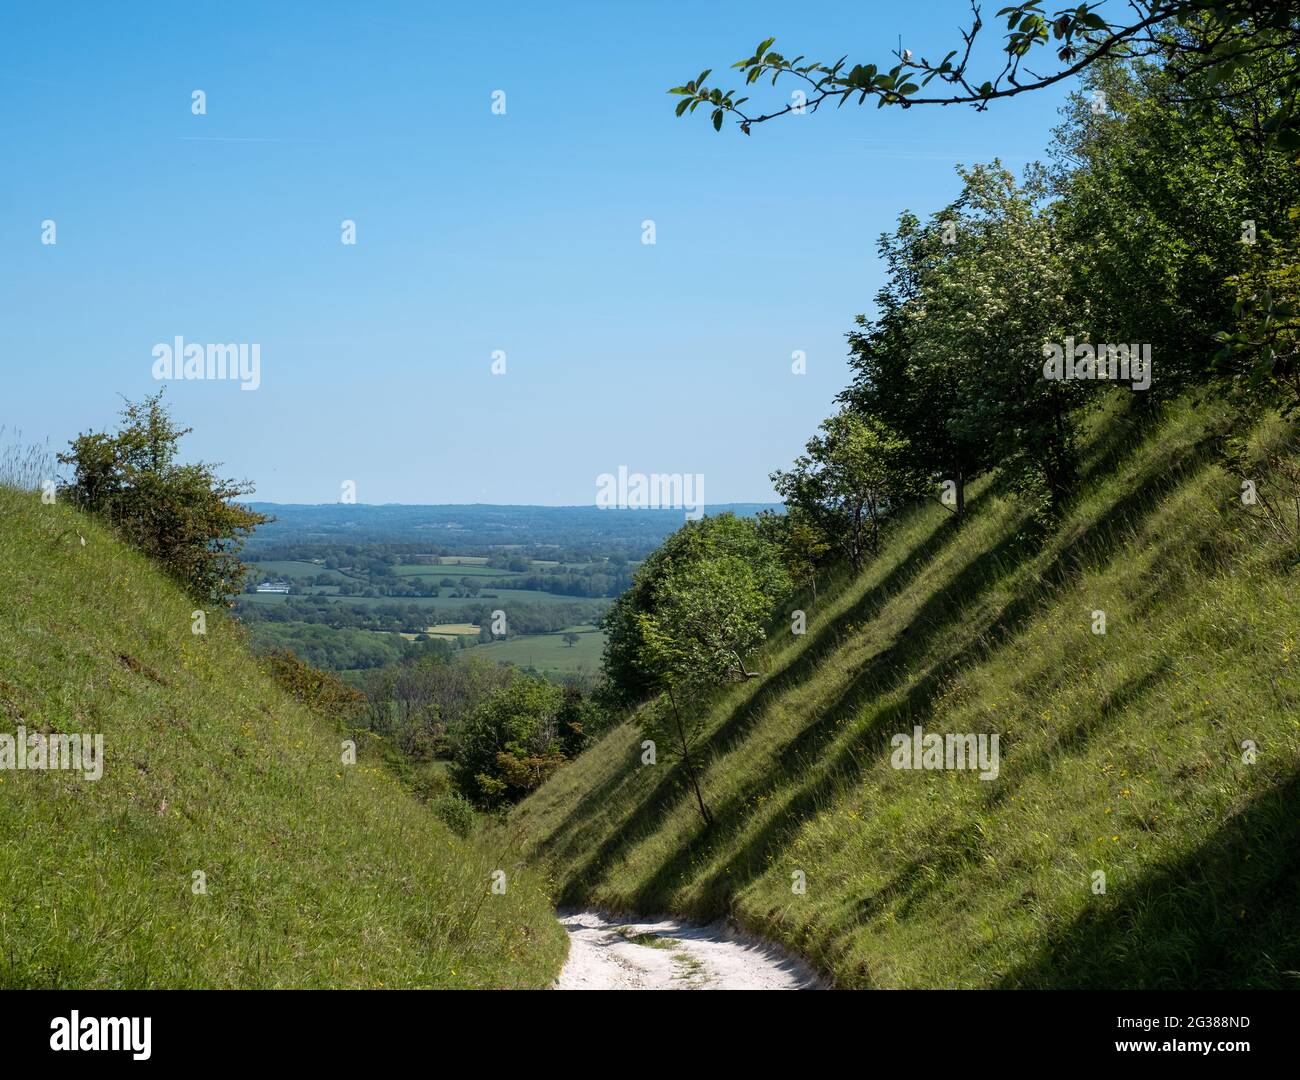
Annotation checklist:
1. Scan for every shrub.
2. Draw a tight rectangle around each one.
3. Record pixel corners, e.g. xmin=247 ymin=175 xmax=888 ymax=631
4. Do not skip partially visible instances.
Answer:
xmin=261 ymin=649 xmax=365 ymax=717
xmin=57 ymin=391 xmax=267 ymax=605
xmin=430 ymin=792 xmax=477 ymax=838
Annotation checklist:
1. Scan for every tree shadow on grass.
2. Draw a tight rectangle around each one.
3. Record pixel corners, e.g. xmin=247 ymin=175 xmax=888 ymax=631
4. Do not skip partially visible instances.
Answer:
xmin=999 ymin=769 xmax=1300 ymax=988
xmin=983 ymin=663 xmax=1170 ymax=811
xmin=850 ymin=820 xmax=992 ymax=925
xmin=526 ymin=746 xmax=647 ymax=868
xmin=616 ymin=425 xmax=1221 ymax=915
xmin=644 ymin=668 xmax=952 ymax=916
xmin=537 ymin=501 xmax=968 ymax=874
xmin=702 ymin=503 xmax=968 ymax=755
xmin=551 ymin=500 xmax=1016 ymax=908
xmin=1073 ymin=391 xmax=1161 ymax=485
xmin=549 ymin=417 xmax=1220 ymax=915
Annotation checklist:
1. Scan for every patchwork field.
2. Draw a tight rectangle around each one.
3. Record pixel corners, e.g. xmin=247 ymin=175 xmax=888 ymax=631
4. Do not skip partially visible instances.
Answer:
xmin=250 ymin=559 xmax=362 ymax=583
xmin=391 ymin=563 xmax=515 ymax=578
xmin=463 ymin=626 xmax=607 ymax=675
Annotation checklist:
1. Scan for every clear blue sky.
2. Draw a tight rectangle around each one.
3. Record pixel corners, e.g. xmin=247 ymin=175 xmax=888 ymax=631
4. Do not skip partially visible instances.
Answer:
xmin=1 ymin=0 xmax=1077 ymax=505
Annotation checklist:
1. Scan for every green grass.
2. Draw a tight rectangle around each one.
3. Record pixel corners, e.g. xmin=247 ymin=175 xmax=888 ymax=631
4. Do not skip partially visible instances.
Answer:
xmin=612 ymin=926 xmax=679 ymax=948
xmin=672 ymin=953 xmax=707 ymax=987
xmin=514 ymin=394 xmax=1300 ymax=989
xmin=0 ymin=486 xmax=567 ymax=988
xmin=463 ymin=627 xmax=607 ymax=676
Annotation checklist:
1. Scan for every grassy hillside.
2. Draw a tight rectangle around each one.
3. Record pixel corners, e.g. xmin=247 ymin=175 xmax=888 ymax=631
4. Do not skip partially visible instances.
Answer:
xmin=515 ymin=394 xmax=1300 ymax=988
xmin=0 ymin=486 xmax=566 ymax=988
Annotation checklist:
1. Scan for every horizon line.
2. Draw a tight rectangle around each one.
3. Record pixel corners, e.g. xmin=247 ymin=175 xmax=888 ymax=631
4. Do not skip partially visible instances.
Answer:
xmin=245 ymin=500 xmax=783 ymax=510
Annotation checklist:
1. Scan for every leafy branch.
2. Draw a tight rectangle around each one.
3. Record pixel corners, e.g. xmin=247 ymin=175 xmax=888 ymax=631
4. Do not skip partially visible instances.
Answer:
xmin=669 ymin=2 xmax=1300 ymax=145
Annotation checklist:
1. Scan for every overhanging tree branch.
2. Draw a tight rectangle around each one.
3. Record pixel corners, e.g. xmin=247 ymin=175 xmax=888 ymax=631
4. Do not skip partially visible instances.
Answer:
xmin=668 ymin=1 xmax=1300 ymax=145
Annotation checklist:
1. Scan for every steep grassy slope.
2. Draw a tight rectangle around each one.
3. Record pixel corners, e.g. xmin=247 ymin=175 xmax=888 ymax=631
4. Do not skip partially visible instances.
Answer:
xmin=0 ymin=486 xmax=566 ymax=988
xmin=516 ymin=394 xmax=1300 ymax=988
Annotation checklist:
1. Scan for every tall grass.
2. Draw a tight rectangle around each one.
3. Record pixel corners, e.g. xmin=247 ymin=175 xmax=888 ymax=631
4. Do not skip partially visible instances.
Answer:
xmin=0 ymin=427 xmax=56 ymax=492
xmin=0 ymin=484 xmax=566 ymax=988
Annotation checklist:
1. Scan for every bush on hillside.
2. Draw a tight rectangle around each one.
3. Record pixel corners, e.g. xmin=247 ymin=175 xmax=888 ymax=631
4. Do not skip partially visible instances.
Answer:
xmin=57 ymin=391 xmax=266 ymax=605
xmin=430 ymin=792 xmax=477 ymax=838
xmin=261 ymin=648 xmax=365 ymax=717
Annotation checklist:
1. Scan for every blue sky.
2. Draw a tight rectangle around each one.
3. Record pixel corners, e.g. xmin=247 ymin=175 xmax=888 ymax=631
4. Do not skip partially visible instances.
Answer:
xmin=1 ymin=0 xmax=1077 ymax=505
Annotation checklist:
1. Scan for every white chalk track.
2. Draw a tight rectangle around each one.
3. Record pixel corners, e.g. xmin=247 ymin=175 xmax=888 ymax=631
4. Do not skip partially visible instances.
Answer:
xmin=554 ymin=910 xmax=823 ymax=990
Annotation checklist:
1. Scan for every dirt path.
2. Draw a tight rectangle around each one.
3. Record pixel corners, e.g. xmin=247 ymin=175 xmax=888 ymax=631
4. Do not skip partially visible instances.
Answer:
xmin=554 ymin=910 xmax=823 ymax=990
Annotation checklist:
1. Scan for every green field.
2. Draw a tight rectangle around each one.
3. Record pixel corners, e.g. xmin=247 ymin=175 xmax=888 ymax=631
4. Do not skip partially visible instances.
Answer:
xmin=463 ymin=627 xmax=607 ymax=676
xmin=249 ymin=559 xmax=361 ymax=583
xmin=391 ymin=563 xmax=519 ymax=579
xmin=424 ymin=622 xmax=481 ymax=639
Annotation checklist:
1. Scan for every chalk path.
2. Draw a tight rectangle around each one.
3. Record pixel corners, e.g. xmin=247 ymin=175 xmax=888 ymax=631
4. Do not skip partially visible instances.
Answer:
xmin=554 ymin=910 xmax=822 ymax=990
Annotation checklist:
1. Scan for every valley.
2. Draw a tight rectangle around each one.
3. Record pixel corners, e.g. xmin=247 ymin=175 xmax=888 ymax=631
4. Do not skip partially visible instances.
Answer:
xmin=234 ymin=503 xmax=777 ymax=678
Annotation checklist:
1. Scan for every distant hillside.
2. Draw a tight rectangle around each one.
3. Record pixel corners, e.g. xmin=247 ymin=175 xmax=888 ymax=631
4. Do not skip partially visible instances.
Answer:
xmin=0 ymin=486 xmax=565 ymax=988
xmin=244 ymin=502 xmax=781 ymax=556
xmin=514 ymin=394 xmax=1300 ymax=988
